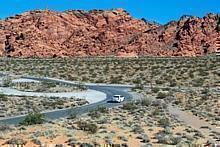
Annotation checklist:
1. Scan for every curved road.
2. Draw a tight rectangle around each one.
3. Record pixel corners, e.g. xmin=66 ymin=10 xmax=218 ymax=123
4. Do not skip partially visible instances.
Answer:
xmin=0 ymin=74 xmax=219 ymax=143
xmin=0 ymin=76 xmax=133 ymax=125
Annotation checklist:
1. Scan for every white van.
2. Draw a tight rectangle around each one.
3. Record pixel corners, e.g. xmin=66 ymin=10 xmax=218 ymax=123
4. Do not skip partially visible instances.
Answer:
xmin=112 ymin=95 xmax=125 ymax=103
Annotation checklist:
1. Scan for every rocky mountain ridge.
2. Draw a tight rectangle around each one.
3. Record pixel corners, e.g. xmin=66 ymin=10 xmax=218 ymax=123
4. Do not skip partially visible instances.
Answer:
xmin=0 ymin=9 xmax=219 ymax=57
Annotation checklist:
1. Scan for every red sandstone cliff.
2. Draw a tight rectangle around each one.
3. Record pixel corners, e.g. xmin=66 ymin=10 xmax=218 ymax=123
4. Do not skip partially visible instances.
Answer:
xmin=0 ymin=9 xmax=219 ymax=57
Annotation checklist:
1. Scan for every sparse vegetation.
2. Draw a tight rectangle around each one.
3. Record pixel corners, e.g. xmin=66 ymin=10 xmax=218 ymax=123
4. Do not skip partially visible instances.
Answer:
xmin=0 ymin=56 xmax=219 ymax=146
xmin=0 ymin=95 xmax=88 ymax=117
xmin=122 ymin=102 xmax=137 ymax=110
xmin=77 ymin=121 xmax=98 ymax=134
xmin=0 ymin=56 xmax=218 ymax=88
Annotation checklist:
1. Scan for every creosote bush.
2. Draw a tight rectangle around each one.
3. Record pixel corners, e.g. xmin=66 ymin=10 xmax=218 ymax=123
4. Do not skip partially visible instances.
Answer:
xmin=159 ymin=117 xmax=170 ymax=128
xmin=96 ymin=107 xmax=109 ymax=113
xmin=122 ymin=102 xmax=137 ymax=110
xmin=20 ymin=112 xmax=45 ymax=126
xmin=156 ymin=92 xmax=167 ymax=99
xmin=77 ymin=121 xmax=98 ymax=134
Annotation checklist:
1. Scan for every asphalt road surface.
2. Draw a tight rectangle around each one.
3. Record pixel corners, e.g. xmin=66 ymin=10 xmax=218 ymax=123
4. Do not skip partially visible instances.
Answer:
xmin=0 ymin=76 xmax=133 ymax=125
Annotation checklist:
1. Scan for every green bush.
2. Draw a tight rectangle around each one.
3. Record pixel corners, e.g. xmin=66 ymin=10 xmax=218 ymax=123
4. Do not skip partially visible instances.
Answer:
xmin=20 ymin=112 xmax=45 ymax=125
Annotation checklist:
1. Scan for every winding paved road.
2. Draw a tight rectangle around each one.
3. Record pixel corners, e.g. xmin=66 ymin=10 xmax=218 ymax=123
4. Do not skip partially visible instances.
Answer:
xmin=0 ymin=76 xmax=133 ymax=125
xmin=0 ymin=74 xmax=219 ymax=143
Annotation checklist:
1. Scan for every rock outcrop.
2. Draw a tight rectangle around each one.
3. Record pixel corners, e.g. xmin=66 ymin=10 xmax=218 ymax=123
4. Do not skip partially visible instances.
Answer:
xmin=0 ymin=9 xmax=219 ymax=57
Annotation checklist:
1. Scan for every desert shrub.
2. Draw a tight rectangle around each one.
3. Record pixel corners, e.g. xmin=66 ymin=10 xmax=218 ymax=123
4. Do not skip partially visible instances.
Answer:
xmin=156 ymin=92 xmax=167 ymax=99
xmin=76 ymin=82 xmax=87 ymax=90
xmin=189 ymin=71 xmax=194 ymax=78
xmin=192 ymin=78 xmax=204 ymax=87
xmin=88 ymin=110 xmax=101 ymax=119
xmin=122 ymin=102 xmax=137 ymax=110
xmin=88 ymin=107 xmax=109 ymax=119
xmin=77 ymin=121 xmax=98 ymax=134
xmin=173 ymin=100 xmax=181 ymax=105
xmin=68 ymin=113 xmax=77 ymax=119
xmin=97 ymin=106 xmax=109 ymax=113
xmin=140 ymin=98 xmax=151 ymax=106
xmin=40 ymin=81 xmax=56 ymax=91
xmin=152 ymin=87 xmax=160 ymax=93
xmin=198 ymin=70 xmax=209 ymax=76
xmin=0 ymin=93 xmax=7 ymax=101
xmin=159 ymin=117 xmax=170 ymax=127
xmin=132 ymin=84 xmax=144 ymax=91
xmin=156 ymin=132 xmax=181 ymax=145
xmin=4 ymin=137 xmax=27 ymax=145
xmin=41 ymin=99 xmax=65 ymax=109
xmin=20 ymin=112 xmax=45 ymax=125
xmin=152 ymin=108 xmax=160 ymax=116
xmin=201 ymin=88 xmax=210 ymax=95
xmin=110 ymin=76 xmax=121 ymax=84
xmin=155 ymin=79 xmax=164 ymax=85
xmin=132 ymin=124 xmax=145 ymax=134
xmin=133 ymin=78 xmax=142 ymax=85
xmin=170 ymin=136 xmax=181 ymax=145
xmin=1 ymin=76 xmax=13 ymax=87
xmin=0 ymin=124 xmax=13 ymax=132
xmin=169 ymin=79 xmax=177 ymax=87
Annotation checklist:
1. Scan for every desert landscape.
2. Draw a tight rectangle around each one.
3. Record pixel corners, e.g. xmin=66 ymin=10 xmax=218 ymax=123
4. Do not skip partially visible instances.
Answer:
xmin=0 ymin=56 xmax=219 ymax=146
xmin=0 ymin=2 xmax=219 ymax=146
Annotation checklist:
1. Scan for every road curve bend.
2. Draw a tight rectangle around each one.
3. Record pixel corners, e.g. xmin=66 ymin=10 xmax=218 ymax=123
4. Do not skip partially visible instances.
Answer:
xmin=0 ymin=76 xmax=133 ymax=125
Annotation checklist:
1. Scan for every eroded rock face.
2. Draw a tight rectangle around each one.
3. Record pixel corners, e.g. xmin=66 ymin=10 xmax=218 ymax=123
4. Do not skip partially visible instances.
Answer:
xmin=0 ymin=9 xmax=219 ymax=57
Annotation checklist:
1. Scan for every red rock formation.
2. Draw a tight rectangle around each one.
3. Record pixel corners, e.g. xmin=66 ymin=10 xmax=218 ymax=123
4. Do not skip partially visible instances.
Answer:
xmin=0 ymin=9 xmax=219 ymax=57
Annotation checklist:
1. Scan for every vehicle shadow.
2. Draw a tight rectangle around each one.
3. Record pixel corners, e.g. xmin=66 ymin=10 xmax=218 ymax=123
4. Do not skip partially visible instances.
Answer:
xmin=107 ymin=100 xmax=120 ymax=103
